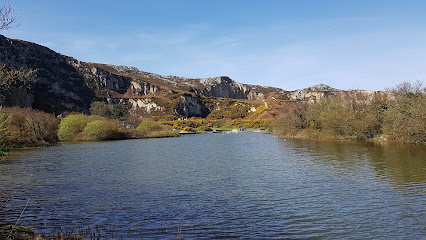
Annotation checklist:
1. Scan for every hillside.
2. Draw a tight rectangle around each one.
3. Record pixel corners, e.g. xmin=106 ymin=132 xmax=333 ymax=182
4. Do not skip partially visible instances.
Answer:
xmin=0 ymin=35 xmax=288 ymax=118
xmin=0 ymin=34 xmax=379 ymax=120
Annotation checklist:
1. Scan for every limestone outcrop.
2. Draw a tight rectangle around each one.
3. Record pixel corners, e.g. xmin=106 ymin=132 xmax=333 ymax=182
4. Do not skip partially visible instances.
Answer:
xmin=175 ymin=94 xmax=210 ymax=118
xmin=188 ymin=76 xmax=267 ymax=100
xmin=287 ymin=84 xmax=340 ymax=102
xmin=1 ymin=34 xmax=379 ymax=118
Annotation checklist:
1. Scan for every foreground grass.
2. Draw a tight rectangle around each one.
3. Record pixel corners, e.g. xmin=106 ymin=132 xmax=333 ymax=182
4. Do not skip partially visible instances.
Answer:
xmin=1 ymin=224 xmax=184 ymax=239
xmin=0 ymin=225 xmax=36 ymax=240
xmin=0 ymin=225 xmax=80 ymax=240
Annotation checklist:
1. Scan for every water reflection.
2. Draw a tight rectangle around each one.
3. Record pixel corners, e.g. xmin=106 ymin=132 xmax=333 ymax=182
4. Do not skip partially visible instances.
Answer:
xmin=287 ymin=139 xmax=426 ymax=184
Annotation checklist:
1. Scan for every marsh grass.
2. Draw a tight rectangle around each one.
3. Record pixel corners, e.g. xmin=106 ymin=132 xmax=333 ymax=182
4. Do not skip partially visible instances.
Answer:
xmin=1 ymin=223 xmax=189 ymax=239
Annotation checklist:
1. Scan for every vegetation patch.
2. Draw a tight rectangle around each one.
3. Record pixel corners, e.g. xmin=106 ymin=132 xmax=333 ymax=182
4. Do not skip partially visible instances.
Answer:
xmin=137 ymin=119 xmax=164 ymax=131
xmin=57 ymin=114 xmax=91 ymax=141
xmin=275 ymin=81 xmax=426 ymax=144
xmin=81 ymin=120 xmax=121 ymax=141
xmin=159 ymin=117 xmax=273 ymax=132
xmin=0 ymin=224 xmax=35 ymax=240
xmin=0 ymin=107 xmax=59 ymax=147
xmin=89 ymin=101 xmax=129 ymax=119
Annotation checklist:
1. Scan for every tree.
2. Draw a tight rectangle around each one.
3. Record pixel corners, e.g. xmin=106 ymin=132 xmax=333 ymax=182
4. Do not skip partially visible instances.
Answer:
xmin=0 ymin=1 xmax=19 ymax=31
xmin=89 ymin=101 xmax=129 ymax=119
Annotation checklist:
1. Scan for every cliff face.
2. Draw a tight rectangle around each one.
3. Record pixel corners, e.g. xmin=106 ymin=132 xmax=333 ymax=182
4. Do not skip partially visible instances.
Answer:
xmin=287 ymin=84 xmax=340 ymax=103
xmin=0 ymin=35 xmax=281 ymax=117
xmin=0 ymin=35 xmax=373 ymax=119
xmin=189 ymin=76 xmax=264 ymax=100
xmin=175 ymin=94 xmax=210 ymax=118
xmin=0 ymin=35 xmax=95 ymax=113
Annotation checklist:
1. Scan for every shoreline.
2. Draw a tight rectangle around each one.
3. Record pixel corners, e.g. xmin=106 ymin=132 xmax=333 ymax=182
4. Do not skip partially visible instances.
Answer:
xmin=276 ymin=133 xmax=426 ymax=146
xmin=2 ymin=129 xmax=423 ymax=159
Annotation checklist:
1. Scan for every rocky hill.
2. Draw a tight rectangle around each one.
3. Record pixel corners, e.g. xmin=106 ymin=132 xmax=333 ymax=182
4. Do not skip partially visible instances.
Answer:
xmin=0 ymin=34 xmax=288 ymax=117
xmin=0 ymin=34 xmax=379 ymax=119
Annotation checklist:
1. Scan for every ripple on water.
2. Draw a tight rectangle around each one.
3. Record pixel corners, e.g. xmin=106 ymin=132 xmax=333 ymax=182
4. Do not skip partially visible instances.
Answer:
xmin=1 ymin=133 xmax=425 ymax=239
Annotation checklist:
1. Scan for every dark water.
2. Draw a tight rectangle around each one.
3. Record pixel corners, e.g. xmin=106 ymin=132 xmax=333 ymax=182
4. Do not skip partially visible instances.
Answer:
xmin=1 ymin=133 xmax=425 ymax=239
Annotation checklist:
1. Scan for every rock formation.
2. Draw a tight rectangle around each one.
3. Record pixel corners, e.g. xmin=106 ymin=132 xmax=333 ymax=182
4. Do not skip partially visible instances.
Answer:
xmin=175 ymin=94 xmax=210 ymax=118
xmin=287 ymin=84 xmax=340 ymax=103
xmin=0 ymin=34 xmax=377 ymax=118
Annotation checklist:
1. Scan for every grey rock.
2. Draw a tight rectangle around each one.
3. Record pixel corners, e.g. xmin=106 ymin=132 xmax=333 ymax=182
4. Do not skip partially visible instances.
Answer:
xmin=175 ymin=94 xmax=210 ymax=118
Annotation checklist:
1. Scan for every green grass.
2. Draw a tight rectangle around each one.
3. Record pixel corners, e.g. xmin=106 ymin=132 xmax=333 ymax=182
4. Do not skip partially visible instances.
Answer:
xmin=212 ymin=125 xmax=236 ymax=130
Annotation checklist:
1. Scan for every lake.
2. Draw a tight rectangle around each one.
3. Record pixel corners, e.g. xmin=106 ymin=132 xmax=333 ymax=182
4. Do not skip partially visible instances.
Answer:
xmin=1 ymin=132 xmax=425 ymax=239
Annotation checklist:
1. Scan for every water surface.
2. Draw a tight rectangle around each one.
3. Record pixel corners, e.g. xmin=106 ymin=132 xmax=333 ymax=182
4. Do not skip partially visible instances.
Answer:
xmin=1 ymin=133 xmax=425 ymax=239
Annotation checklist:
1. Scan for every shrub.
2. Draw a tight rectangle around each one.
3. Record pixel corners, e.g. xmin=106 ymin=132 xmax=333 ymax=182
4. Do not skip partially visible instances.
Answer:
xmin=90 ymin=101 xmax=110 ymax=117
xmin=275 ymin=93 xmax=383 ymax=140
xmin=0 ymin=107 xmax=59 ymax=146
xmin=137 ymin=120 xmax=163 ymax=131
xmin=182 ymin=126 xmax=193 ymax=132
xmin=253 ymin=107 xmax=269 ymax=115
xmin=89 ymin=101 xmax=129 ymax=119
xmin=81 ymin=120 xmax=120 ymax=141
xmin=384 ymin=92 xmax=426 ymax=144
xmin=0 ymin=107 xmax=10 ymax=145
xmin=207 ymin=100 xmax=253 ymax=119
xmin=57 ymin=114 xmax=90 ymax=141
xmin=274 ymin=102 xmax=310 ymax=137
xmin=198 ymin=125 xmax=213 ymax=131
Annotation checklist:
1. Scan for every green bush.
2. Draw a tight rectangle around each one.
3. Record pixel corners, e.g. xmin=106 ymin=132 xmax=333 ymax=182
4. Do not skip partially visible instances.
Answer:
xmin=81 ymin=120 xmax=120 ymax=141
xmin=57 ymin=114 xmax=90 ymax=141
xmin=109 ymin=104 xmax=128 ymax=119
xmin=137 ymin=120 xmax=163 ymax=131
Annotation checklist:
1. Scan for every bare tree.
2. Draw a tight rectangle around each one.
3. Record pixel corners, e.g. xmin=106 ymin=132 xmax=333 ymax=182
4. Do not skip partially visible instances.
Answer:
xmin=0 ymin=1 xmax=19 ymax=30
xmin=390 ymin=80 xmax=426 ymax=95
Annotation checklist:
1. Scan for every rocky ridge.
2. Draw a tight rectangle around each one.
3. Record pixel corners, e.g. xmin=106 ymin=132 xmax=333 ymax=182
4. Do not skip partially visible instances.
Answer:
xmin=0 ymin=34 xmax=374 ymax=118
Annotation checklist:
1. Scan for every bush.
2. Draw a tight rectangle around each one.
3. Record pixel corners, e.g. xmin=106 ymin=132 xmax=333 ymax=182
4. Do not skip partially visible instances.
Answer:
xmin=275 ymin=93 xmax=383 ymax=140
xmin=137 ymin=120 xmax=163 ymax=131
xmin=89 ymin=101 xmax=110 ymax=117
xmin=0 ymin=107 xmax=10 ymax=145
xmin=384 ymin=91 xmax=426 ymax=144
xmin=207 ymin=100 xmax=254 ymax=119
xmin=57 ymin=114 xmax=90 ymax=141
xmin=90 ymin=101 xmax=129 ymax=119
xmin=274 ymin=103 xmax=310 ymax=137
xmin=275 ymin=82 xmax=426 ymax=144
xmin=182 ymin=126 xmax=193 ymax=132
xmin=0 ymin=107 xmax=59 ymax=146
xmin=81 ymin=120 xmax=120 ymax=141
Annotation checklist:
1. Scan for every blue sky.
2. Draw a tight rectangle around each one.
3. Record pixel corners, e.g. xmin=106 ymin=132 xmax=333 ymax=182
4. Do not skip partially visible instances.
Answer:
xmin=4 ymin=0 xmax=426 ymax=90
